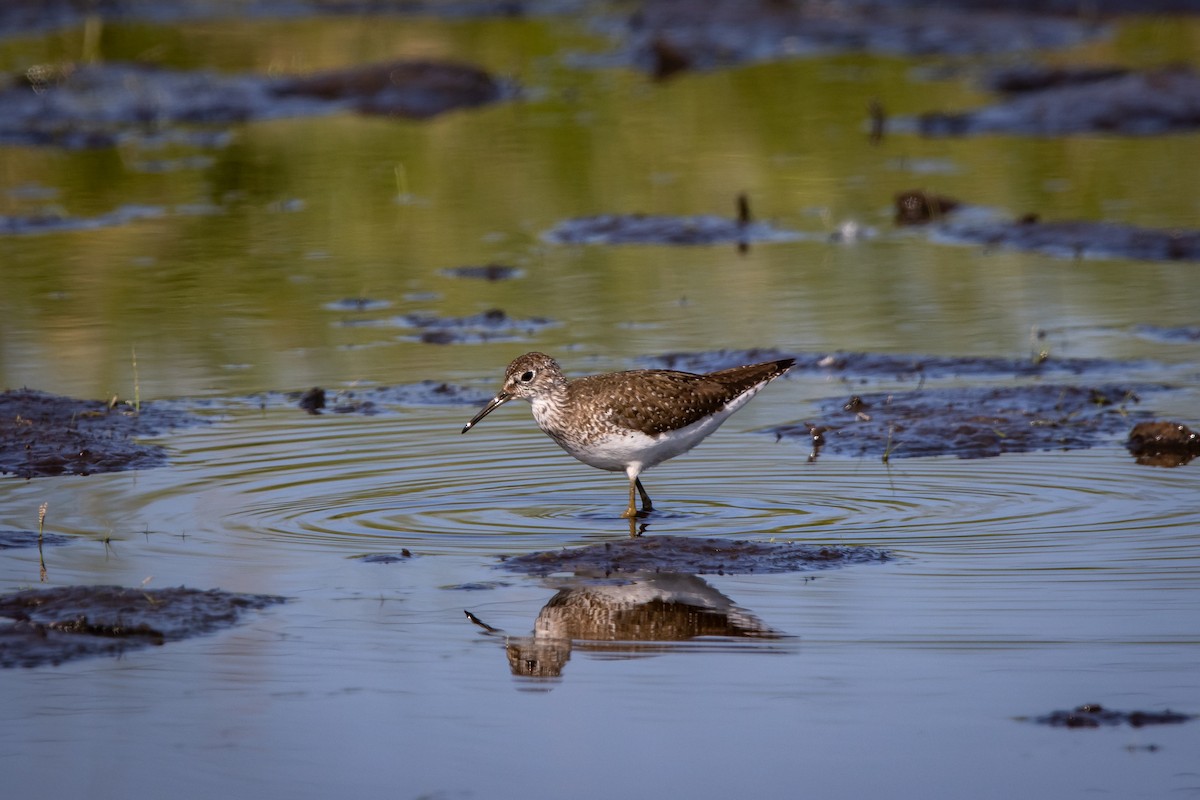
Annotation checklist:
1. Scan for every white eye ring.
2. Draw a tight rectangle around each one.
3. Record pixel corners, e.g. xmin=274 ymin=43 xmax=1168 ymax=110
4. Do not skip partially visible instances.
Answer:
xmin=520 ymin=370 xmax=535 ymax=382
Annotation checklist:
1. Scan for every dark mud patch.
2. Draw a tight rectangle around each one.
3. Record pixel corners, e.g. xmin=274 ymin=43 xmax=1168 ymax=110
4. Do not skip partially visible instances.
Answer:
xmin=916 ymin=65 xmax=1200 ymax=136
xmin=1026 ymin=704 xmax=1195 ymax=729
xmin=324 ymin=297 xmax=393 ymax=313
xmin=0 ymin=204 xmax=170 ymax=236
xmin=543 ymin=213 xmax=801 ymax=246
xmin=1127 ymin=421 xmax=1199 ymax=467
xmin=0 ymin=389 xmax=207 ymax=478
xmin=0 ymin=0 xmax=555 ymax=36
xmin=356 ymin=550 xmax=414 ymax=563
xmin=889 ymin=194 xmax=1200 ymax=263
xmin=392 ymin=308 xmax=557 ymax=344
xmin=768 ymin=384 xmax=1154 ymax=460
xmin=287 ymin=380 xmax=493 ymax=414
xmin=0 ymin=530 xmax=71 ymax=550
xmin=930 ymin=210 xmax=1200 ymax=263
xmin=330 ymin=305 xmax=555 ymax=343
xmin=597 ymin=0 xmax=1098 ymax=77
xmin=0 ymin=59 xmax=512 ymax=151
xmin=498 ymin=535 xmax=889 ymax=577
xmin=273 ymin=59 xmax=507 ymax=119
xmin=439 ymin=264 xmax=523 ymax=281
xmin=0 ymin=585 xmax=286 ymax=668
xmin=1134 ymin=325 xmax=1200 ymax=343
xmin=641 ymin=348 xmax=1144 ymax=382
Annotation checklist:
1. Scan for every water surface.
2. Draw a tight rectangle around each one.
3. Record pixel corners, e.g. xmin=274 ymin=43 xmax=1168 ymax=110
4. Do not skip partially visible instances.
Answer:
xmin=2 ymin=10 xmax=1199 ymax=799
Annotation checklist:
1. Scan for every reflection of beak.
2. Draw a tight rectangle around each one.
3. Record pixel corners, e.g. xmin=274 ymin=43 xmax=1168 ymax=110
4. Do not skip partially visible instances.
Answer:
xmin=462 ymin=391 xmax=511 ymax=433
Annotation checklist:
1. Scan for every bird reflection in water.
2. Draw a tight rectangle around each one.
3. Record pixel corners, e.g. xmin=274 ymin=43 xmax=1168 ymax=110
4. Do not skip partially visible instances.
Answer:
xmin=493 ymin=571 xmax=786 ymax=679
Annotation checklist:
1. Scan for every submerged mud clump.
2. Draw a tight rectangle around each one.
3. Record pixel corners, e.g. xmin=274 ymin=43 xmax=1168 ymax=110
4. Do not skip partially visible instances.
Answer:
xmin=933 ymin=214 xmax=1200 ymax=262
xmin=394 ymin=308 xmax=557 ymax=345
xmin=1030 ymin=704 xmax=1194 ymax=729
xmin=642 ymin=349 xmax=1140 ymax=381
xmin=917 ymin=65 xmax=1200 ymax=137
xmin=250 ymin=380 xmax=491 ymax=415
xmin=543 ymin=213 xmax=800 ymax=246
xmin=769 ymin=384 xmax=1153 ymax=460
xmin=0 ymin=530 xmax=71 ymax=550
xmin=289 ymin=381 xmax=492 ymax=414
xmin=888 ymin=195 xmax=1200 ymax=263
xmin=499 ymin=535 xmax=889 ymax=577
xmin=0 ymin=58 xmax=511 ymax=151
xmin=439 ymin=264 xmax=523 ymax=281
xmin=1126 ymin=421 xmax=1200 ymax=467
xmin=0 ymin=204 xmax=167 ymax=236
xmin=0 ymin=585 xmax=286 ymax=668
xmin=272 ymin=59 xmax=507 ymax=119
xmin=0 ymin=389 xmax=206 ymax=478
xmin=609 ymin=0 xmax=1097 ymax=75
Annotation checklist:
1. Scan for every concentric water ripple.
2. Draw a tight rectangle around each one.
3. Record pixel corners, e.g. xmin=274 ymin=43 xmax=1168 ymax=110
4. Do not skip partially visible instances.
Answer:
xmin=124 ymin=406 xmax=1200 ymax=574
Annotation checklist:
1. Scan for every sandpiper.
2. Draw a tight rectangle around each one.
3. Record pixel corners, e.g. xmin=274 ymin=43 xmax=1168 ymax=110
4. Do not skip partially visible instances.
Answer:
xmin=461 ymin=352 xmax=794 ymax=518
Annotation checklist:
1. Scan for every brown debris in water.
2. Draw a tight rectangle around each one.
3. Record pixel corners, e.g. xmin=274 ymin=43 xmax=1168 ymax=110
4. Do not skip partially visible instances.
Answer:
xmin=1126 ymin=420 xmax=1199 ymax=467
xmin=894 ymin=190 xmax=961 ymax=225
xmin=0 ymin=585 xmax=286 ymax=668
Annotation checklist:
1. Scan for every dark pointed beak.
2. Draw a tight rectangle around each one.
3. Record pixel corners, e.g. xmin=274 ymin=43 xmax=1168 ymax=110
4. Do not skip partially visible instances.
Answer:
xmin=461 ymin=391 xmax=511 ymax=433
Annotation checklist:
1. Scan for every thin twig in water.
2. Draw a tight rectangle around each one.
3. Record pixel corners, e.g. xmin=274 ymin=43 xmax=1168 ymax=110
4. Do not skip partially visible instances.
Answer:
xmin=464 ymin=610 xmax=500 ymax=633
xmin=37 ymin=502 xmax=48 ymax=582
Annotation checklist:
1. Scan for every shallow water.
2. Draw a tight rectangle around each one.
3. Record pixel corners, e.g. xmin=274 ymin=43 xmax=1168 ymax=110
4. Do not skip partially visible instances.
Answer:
xmin=2 ymin=10 xmax=1200 ymax=799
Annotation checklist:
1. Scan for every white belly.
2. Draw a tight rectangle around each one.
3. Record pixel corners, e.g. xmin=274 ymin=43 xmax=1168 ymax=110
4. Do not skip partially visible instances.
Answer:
xmin=548 ymin=404 xmax=740 ymax=474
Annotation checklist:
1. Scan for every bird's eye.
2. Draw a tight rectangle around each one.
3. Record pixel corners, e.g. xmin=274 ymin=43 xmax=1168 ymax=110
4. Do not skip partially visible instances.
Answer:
xmin=520 ymin=370 xmax=535 ymax=382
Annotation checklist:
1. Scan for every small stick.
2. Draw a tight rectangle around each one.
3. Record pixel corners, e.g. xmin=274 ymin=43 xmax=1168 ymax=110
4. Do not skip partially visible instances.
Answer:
xmin=464 ymin=610 xmax=500 ymax=633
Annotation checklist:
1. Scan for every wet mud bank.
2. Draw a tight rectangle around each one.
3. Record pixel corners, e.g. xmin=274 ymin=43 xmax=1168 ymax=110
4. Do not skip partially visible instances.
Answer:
xmin=0 ymin=585 xmax=286 ymax=668
xmin=0 ymin=59 xmax=512 ymax=151
xmin=330 ymin=305 xmax=557 ymax=345
xmin=598 ymin=0 xmax=1104 ymax=77
xmin=498 ymin=535 xmax=889 ymax=576
xmin=544 ymin=211 xmax=800 ymax=246
xmin=0 ymin=389 xmax=205 ymax=478
xmin=769 ymin=383 xmax=1155 ymax=460
xmin=893 ymin=192 xmax=1200 ymax=263
xmin=915 ymin=65 xmax=1200 ymax=137
xmin=643 ymin=348 xmax=1152 ymax=380
xmin=932 ymin=213 xmax=1200 ymax=262
xmin=290 ymin=380 xmax=493 ymax=415
xmin=0 ymin=0 xmax=554 ymax=36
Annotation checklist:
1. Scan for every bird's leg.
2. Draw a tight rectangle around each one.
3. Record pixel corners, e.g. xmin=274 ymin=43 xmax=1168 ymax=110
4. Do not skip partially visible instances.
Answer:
xmin=621 ymin=477 xmax=639 ymax=519
xmin=635 ymin=478 xmax=654 ymax=514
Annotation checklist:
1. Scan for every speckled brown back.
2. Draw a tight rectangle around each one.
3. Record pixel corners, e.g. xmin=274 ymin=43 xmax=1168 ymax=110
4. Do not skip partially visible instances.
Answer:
xmin=569 ymin=358 xmax=793 ymax=437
